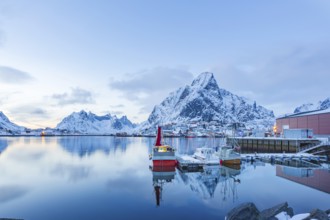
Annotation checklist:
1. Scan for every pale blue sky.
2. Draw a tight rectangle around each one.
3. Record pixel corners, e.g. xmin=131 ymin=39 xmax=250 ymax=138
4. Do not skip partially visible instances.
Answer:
xmin=0 ymin=0 xmax=330 ymax=128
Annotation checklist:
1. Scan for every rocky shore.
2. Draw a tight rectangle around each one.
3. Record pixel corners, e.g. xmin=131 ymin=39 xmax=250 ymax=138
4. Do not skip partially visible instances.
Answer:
xmin=226 ymin=202 xmax=330 ymax=220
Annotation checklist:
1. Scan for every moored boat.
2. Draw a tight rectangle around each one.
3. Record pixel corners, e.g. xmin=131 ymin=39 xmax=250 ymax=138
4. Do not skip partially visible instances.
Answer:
xmin=152 ymin=126 xmax=177 ymax=167
xmin=219 ymin=146 xmax=241 ymax=165
xmin=193 ymin=147 xmax=218 ymax=162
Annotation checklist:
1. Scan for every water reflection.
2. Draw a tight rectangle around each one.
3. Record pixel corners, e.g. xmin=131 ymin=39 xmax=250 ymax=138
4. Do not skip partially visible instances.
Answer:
xmin=178 ymin=166 xmax=220 ymax=199
xmin=50 ymin=163 xmax=92 ymax=182
xmin=150 ymin=160 xmax=330 ymax=210
xmin=150 ymin=163 xmax=242 ymax=206
xmin=0 ymin=137 xmax=328 ymax=220
xmin=276 ymin=166 xmax=330 ymax=194
xmin=0 ymin=185 xmax=29 ymax=204
xmin=57 ymin=136 xmax=131 ymax=157
xmin=219 ymin=166 xmax=241 ymax=203
xmin=150 ymin=166 xmax=176 ymax=206
xmin=0 ymin=139 xmax=9 ymax=154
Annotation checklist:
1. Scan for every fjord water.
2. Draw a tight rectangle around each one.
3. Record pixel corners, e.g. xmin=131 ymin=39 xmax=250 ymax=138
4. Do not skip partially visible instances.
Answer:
xmin=0 ymin=137 xmax=329 ymax=220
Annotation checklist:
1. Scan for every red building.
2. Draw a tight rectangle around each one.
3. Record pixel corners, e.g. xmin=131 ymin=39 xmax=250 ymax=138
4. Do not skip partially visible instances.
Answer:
xmin=276 ymin=109 xmax=330 ymax=136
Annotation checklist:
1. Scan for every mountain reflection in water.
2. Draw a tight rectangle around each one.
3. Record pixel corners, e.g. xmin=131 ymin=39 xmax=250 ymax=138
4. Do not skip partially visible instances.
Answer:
xmin=0 ymin=136 xmax=328 ymax=220
xmin=57 ymin=136 xmax=132 ymax=156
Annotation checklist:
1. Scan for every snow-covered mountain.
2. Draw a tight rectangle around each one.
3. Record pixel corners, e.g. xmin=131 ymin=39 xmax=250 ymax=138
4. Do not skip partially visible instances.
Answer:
xmin=0 ymin=111 xmax=25 ymax=135
xmin=55 ymin=110 xmax=136 ymax=135
xmin=294 ymin=97 xmax=330 ymax=113
xmin=144 ymin=72 xmax=275 ymax=130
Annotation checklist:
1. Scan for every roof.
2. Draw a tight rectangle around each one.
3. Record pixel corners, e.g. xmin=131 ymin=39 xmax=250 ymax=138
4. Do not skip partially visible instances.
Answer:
xmin=277 ymin=108 xmax=330 ymax=119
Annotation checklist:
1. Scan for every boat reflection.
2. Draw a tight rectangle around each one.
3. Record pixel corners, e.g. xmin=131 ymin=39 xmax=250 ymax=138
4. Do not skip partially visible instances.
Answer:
xmin=177 ymin=165 xmax=241 ymax=201
xmin=219 ymin=165 xmax=241 ymax=203
xmin=150 ymin=166 xmax=176 ymax=206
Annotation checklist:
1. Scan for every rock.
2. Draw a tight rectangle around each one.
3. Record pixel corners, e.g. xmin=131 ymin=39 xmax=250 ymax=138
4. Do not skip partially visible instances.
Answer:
xmin=286 ymin=207 xmax=294 ymax=217
xmin=302 ymin=209 xmax=328 ymax=220
xmin=260 ymin=202 xmax=293 ymax=220
xmin=226 ymin=202 xmax=260 ymax=220
xmin=326 ymin=209 xmax=330 ymax=215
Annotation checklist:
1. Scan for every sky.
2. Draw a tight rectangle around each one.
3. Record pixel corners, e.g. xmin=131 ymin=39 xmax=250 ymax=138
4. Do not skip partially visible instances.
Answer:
xmin=0 ymin=0 xmax=329 ymax=129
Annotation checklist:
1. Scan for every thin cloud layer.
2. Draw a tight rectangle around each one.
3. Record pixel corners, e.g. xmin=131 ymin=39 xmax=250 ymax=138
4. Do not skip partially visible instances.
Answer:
xmin=0 ymin=30 xmax=4 ymax=47
xmin=10 ymin=106 xmax=48 ymax=117
xmin=0 ymin=66 xmax=34 ymax=84
xmin=52 ymin=88 xmax=95 ymax=106
xmin=109 ymin=67 xmax=194 ymax=113
xmin=212 ymin=46 xmax=330 ymax=115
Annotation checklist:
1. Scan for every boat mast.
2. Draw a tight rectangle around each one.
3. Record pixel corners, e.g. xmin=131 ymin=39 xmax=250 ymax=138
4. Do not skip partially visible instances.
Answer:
xmin=155 ymin=126 xmax=162 ymax=146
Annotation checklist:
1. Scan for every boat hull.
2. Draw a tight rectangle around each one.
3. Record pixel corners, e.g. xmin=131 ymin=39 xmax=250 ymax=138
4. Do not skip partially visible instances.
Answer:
xmin=153 ymin=160 xmax=177 ymax=167
xmin=220 ymin=159 xmax=241 ymax=165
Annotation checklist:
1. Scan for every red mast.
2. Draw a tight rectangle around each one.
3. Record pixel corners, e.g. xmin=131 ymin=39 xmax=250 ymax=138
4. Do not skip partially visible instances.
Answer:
xmin=155 ymin=126 xmax=162 ymax=146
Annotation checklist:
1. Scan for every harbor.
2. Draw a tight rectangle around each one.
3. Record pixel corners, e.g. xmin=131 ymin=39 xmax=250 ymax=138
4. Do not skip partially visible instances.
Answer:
xmin=175 ymin=135 xmax=329 ymax=171
xmin=227 ymin=137 xmax=323 ymax=153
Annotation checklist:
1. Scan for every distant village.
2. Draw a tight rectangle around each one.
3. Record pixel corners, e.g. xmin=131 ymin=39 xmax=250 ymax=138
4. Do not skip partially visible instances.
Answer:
xmin=1 ymin=120 xmax=272 ymax=138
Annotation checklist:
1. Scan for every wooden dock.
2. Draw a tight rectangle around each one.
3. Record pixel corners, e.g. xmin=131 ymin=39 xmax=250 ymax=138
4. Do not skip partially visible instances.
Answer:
xmin=176 ymin=152 xmax=327 ymax=171
xmin=176 ymin=155 xmax=218 ymax=171
xmin=227 ymin=137 xmax=321 ymax=153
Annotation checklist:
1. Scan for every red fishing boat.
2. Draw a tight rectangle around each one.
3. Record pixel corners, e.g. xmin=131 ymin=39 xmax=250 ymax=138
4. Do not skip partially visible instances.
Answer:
xmin=151 ymin=126 xmax=177 ymax=166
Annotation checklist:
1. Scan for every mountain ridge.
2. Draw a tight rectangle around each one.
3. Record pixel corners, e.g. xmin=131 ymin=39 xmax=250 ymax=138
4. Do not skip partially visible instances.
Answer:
xmin=55 ymin=110 xmax=136 ymax=134
xmin=144 ymin=72 xmax=275 ymax=130
xmin=0 ymin=72 xmax=280 ymax=134
xmin=294 ymin=97 xmax=330 ymax=113
xmin=0 ymin=111 xmax=25 ymax=134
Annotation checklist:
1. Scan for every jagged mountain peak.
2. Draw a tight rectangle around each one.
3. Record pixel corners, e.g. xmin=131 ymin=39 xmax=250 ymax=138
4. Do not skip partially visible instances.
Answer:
xmin=145 ymin=72 xmax=275 ymax=130
xmin=56 ymin=110 xmax=135 ymax=134
xmin=191 ymin=72 xmax=219 ymax=90
xmin=68 ymin=110 xmax=114 ymax=121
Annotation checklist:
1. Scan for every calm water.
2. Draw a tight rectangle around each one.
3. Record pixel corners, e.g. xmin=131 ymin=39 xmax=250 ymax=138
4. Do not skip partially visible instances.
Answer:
xmin=0 ymin=136 xmax=329 ymax=220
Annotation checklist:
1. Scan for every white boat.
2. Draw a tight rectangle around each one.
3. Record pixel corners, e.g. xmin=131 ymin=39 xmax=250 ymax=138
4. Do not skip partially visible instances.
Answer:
xmin=219 ymin=146 xmax=241 ymax=166
xmin=193 ymin=147 xmax=219 ymax=163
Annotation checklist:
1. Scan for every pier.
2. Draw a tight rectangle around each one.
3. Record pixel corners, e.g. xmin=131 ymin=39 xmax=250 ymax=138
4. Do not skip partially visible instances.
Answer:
xmin=176 ymin=152 xmax=328 ymax=171
xmin=176 ymin=155 xmax=217 ymax=171
xmin=227 ymin=137 xmax=321 ymax=153
xmin=241 ymin=153 xmax=327 ymax=166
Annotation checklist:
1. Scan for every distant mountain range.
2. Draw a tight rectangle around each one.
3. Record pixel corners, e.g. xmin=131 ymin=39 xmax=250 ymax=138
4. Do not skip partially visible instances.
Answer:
xmin=143 ymin=72 xmax=275 ymax=130
xmin=0 ymin=112 xmax=25 ymax=135
xmin=56 ymin=110 xmax=136 ymax=135
xmin=294 ymin=97 xmax=330 ymax=113
xmin=1 ymin=72 xmax=281 ymax=135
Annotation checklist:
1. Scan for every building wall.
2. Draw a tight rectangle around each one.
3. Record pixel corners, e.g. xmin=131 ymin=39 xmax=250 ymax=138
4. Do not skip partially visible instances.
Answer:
xmin=276 ymin=112 xmax=330 ymax=135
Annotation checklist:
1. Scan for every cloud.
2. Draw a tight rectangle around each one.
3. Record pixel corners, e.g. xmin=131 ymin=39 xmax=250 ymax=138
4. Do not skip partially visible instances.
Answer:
xmin=5 ymin=105 xmax=51 ymax=129
xmin=0 ymin=66 xmax=34 ymax=84
xmin=110 ymin=110 xmax=124 ymax=115
xmin=211 ymin=46 xmax=330 ymax=115
xmin=109 ymin=67 xmax=194 ymax=113
xmin=52 ymin=87 xmax=95 ymax=106
xmin=0 ymin=30 xmax=4 ymax=47
xmin=10 ymin=106 xmax=48 ymax=116
xmin=109 ymin=104 xmax=124 ymax=108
